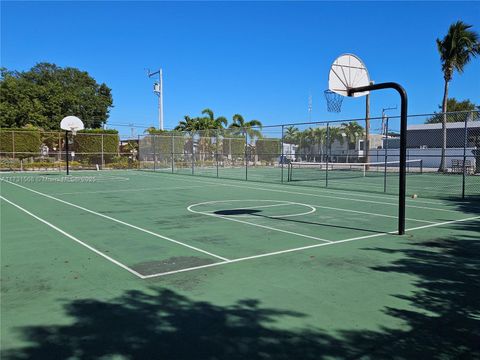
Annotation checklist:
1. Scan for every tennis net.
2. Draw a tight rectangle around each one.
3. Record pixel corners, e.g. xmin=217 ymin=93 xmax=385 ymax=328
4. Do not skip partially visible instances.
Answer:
xmin=287 ymin=159 xmax=423 ymax=182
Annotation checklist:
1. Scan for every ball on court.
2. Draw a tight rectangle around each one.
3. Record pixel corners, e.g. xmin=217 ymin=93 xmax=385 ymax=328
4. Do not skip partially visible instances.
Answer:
xmin=411 ymin=194 xmax=418 ymax=199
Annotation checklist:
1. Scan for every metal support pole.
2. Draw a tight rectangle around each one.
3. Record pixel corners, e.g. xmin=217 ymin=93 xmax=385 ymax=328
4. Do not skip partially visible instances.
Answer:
xmin=65 ymin=131 xmax=70 ymax=175
xmin=281 ymin=125 xmax=285 ymax=183
xmin=349 ymin=82 xmax=408 ymax=235
xmin=384 ymin=117 xmax=389 ymax=193
xmin=153 ymin=135 xmax=157 ymax=171
xmin=216 ymin=130 xmax=219 ymax=178
xmin=245 ymin=129 xmax=248 ymax=181
xmin=192 ymin=133 xmax=195 ymax=175
xmin=462 ymin=115 xmax=468 ymax=199
xmin=326 ymin=123 xmax=330 ymax=188
xmin=171 ymin=132 xmax=174 ymax=173
xmin=101 ymin=134 xmax=105 ymax=170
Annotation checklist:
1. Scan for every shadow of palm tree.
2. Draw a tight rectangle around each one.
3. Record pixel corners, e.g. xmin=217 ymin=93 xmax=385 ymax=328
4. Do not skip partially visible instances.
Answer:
xmin=4 ymin=212 xmax=479 ymax=359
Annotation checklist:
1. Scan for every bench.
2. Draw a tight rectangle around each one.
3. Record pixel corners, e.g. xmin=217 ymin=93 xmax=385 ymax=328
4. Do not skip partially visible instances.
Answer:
xmin=451 ymin=159 xmax=473 ymax=174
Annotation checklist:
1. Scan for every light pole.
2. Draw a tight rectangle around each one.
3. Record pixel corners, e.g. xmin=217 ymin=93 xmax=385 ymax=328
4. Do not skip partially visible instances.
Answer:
xmin=147 ymin=68 xmax=164 ymax=130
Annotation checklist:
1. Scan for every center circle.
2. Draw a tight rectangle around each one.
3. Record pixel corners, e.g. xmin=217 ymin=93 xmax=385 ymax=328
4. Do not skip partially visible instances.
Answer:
xmin=187 ymin=199 xmax=316 ymax=218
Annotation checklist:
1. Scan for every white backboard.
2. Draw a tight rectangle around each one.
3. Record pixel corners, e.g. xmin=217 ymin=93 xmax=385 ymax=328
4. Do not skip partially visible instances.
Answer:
xmin=328 ymin=54 xmax=370 ymax=97
xmin=60 ymin=116 xmax=84 ymax=132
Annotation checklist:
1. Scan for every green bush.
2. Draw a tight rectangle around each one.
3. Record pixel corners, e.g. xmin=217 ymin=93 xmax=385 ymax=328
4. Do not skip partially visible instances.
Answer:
xmin=222 ymin=137 xmax=245 ymax=155
xmin=255 ymin=139 xmax=281 ymax=161
xmin=73 ymin=131 xmax=119 ymax=164
xmin=0 ymin=129 xmax=42 ymax=159
xmin=0 ymin=158 xmax=21 ymax=170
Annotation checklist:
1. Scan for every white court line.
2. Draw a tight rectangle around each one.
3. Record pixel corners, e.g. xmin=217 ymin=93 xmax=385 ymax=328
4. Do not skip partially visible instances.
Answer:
xmin=190 ymin=199 xmax=316 ymax=218
xmin=142 ymin=214 xmax=480 ymax=278
xmin=132 ymin=169 xmax=450 ymax=206
xmin=200 ymin=201 xmax=435 ymax=224
xmin=0 ymin=196 xmax=146 ymax=279
xmin=132 ymin=171 xmax=463 ymax=213
xmin=190 ymin=209 xmax=332 ymax=243
xmin=308 ymin=204 xmax=437 ymax=224
xmin=1 ymin=179 xmax=230 ymax=262
xmin=55 ymin=184 xmax=215 ymax=196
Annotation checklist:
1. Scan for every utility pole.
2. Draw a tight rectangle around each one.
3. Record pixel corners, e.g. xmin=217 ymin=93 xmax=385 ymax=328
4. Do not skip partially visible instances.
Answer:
xmin=147 ymin=68 xmax=164 ymax=130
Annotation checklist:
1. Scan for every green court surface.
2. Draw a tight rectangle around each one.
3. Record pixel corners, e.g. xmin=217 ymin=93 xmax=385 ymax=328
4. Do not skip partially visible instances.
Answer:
xmin=1 ymin=170 xmax=479 ymax=359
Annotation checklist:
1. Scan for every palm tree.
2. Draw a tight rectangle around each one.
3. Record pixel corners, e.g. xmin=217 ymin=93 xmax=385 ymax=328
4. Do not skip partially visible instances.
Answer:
xmin=201 ymin=108 xmax=228 ymax=129
xmin=284 ymin=126 xmax=299 ymax=144
xmin=228 ymin=114 xmax=263 ymax=140
xmin=174 ymin=115 xmax=197 ymax=132
xmin=326 ymin=126 xmax=344 ymax=162
xmin=341 ymin=121 xmax=364 ymax=162
xmin=313 ymin=127 xmax=328 ymax=161
xmin=437 ymin=21 xmax=480 ymax=172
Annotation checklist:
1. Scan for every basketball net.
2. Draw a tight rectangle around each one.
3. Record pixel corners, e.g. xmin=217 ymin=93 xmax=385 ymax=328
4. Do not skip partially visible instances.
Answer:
xmin=324 ymin=90 xmax=343 ymax=113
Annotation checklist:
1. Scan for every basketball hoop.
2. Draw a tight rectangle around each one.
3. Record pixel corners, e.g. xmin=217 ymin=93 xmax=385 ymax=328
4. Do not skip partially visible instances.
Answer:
xmin=324 ymin=90 xmax=343 ymax=113
xmin=60 ymin=116 xmax=84 ymax=175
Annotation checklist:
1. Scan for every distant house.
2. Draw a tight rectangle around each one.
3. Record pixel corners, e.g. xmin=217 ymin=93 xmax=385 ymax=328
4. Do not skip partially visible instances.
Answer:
xmin=384 ymin=121 xmax=480 ymax=149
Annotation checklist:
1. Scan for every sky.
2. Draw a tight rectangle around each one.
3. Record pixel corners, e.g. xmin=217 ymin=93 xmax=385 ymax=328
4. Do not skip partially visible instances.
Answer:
xmin=2 ymin=1 xmax=479 ymax=137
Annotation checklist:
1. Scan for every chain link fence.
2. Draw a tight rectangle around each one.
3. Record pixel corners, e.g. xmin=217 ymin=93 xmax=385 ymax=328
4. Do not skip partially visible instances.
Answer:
xmin=0 ymin=131 xmax=137 ymax=171
xmin=1 ymin=111 xmax=478 ymax=199
xmin=139 ymin=111 xmax=479 ymax=200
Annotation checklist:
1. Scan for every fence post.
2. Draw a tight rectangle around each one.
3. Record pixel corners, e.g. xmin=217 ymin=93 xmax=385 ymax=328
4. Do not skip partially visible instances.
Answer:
xmin=244 ymin=129 xmax=248 ymax=181
xmin=326 ymin=123 xmax=330 ymax=188
xmin=153 ymin=135 xmax=157 ymax=171
xmin=170 ymin=132 xmax=174 ymax=173
xmin=12 ymin=131 xmax=15 ymax=160
xmin=192 ymin=132 xmax=195 ymax=175
xmin=101 ymin=134 xmax=105 ymax=170
xmin=281 ymin=125 xmax=284 ymax=183
xmin=462 ymin=113 xmax=468 ymax=199
xmin=384 ymin=117 xmax=389 ymax=193
xmin=216 ymin=129 xmax=219 ymax=178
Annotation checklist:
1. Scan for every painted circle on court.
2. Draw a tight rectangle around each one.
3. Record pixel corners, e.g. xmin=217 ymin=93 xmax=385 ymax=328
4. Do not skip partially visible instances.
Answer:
xmin=187 ymin=199 xmax=316 ymax=218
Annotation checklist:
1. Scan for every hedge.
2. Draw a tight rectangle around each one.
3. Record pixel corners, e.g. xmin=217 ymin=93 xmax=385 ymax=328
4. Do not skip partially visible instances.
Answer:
xmin=0 ymin=130 xmax=42 ymax=159
xmin=255 ymin=138 xmax=281 ymax=161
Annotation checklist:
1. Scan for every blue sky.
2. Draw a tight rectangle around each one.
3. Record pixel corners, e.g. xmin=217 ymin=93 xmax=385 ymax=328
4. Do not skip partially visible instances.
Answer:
xmin=2 ymin=1 xmax=479 ymax=136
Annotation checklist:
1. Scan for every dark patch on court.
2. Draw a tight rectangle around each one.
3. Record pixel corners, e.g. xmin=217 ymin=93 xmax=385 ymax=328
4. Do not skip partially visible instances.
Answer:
xmin=131 ymin=256 xmax=217 ymax=275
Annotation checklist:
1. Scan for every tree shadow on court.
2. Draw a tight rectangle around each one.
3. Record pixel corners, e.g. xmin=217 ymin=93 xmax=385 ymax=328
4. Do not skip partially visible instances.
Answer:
xmin=4 ymin=221 xmax=479 ymax=359
xmin=350 ymin=220 xmax=480 ymax=359
xmin=449 ymin=195 xmax=480 ymax=215
xmin=3 ymin=289 xmax=347 ymax=360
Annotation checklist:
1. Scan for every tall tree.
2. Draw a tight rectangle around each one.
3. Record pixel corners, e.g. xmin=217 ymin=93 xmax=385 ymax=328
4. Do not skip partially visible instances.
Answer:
xmin=228 ymin=114 xmax=263 ymax=140
xmin=283 ymin=126 xmax=299 ymax=144
xmin=0 ymin=63 xmax=113 ymax=129
xmin=436 ymin=21 xmax=480 ymax=171
xmin=425 ymin=98 xmax=480 ymax=124
xmin=342 ymin=121 xmax=365 ymax=161
xmin=201 ymin=108 xmax=228 ymax=129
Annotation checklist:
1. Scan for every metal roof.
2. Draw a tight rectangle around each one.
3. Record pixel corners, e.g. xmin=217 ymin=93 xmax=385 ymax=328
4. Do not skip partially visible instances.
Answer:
xmin=408 ymin=121 xmax=480 ymax=130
